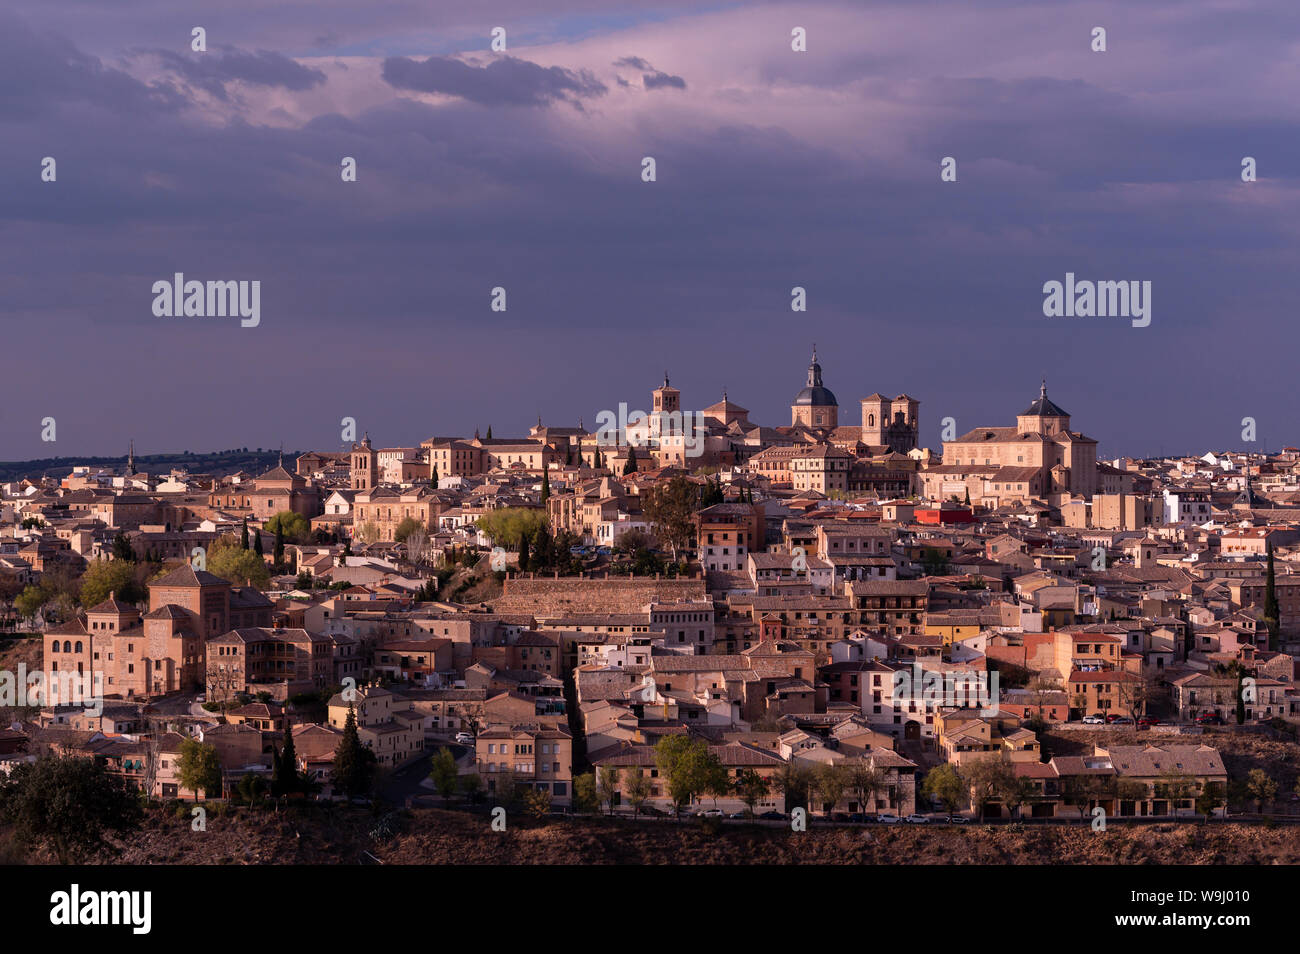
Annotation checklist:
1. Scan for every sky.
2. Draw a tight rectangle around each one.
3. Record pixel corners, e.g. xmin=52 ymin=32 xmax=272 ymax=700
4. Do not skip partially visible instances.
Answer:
xmin=5 ymin=0 xmax=1300 ymax=462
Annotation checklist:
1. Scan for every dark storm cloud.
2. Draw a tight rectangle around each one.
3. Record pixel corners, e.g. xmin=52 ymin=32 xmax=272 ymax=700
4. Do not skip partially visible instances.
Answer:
xmin=3 ymin=2 xmax=1300 ymax=459
xmin=143 ymin=48 xmax=327 ymax=100
xmin=613 ymin=55 xmax=652 ymax=70
xmin=0 ymin=13 xmax=182 ymax=119
xmin=382 ymin=54 xmax=606 ymax=106
xmin=642 ymin=70 xmax=685 ymax=90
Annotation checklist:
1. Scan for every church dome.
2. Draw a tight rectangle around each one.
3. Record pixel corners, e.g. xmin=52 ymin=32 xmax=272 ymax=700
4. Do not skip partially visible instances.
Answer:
xmin=793 ymin=348 xmax=838 ymax=407
xmin=794 ymin=385 xmax=838 ymax=407
xmin=1021 ymin=381 xmax=1068 ymax=418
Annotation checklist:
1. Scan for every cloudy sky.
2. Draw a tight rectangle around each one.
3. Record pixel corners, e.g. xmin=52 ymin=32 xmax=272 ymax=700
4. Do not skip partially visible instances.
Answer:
xmin=5 ymin=0 xmax=1298 ymax=462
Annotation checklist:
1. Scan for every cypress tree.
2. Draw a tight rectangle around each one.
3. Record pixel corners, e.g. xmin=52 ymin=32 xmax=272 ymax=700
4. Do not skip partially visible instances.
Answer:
xmin=274 ymin=523 xmax=285 ymax=567
xmin=254 ymin=528 xmax=264 ymax=557
xmin=241 ymin=518 xmax=250 ymax=550
xmin=112 ymin=531 xmax=135 ymax=562
xmin=541 ymin=466 xmax=550 ymax=502
xmin=486 ymin=425 xmax=493 ymax=440
xmin=274 ymin=721 xmax=298 ymax=797
xmin=623 ymin=448 xmax=638 ymax=476
xmin=333 ymin=706 xmax=376 ymax=800
xmin=1265 ymin=542 xmax=1280 ymax=651
xmin=431 ymin=464 xmax=439 ymax=487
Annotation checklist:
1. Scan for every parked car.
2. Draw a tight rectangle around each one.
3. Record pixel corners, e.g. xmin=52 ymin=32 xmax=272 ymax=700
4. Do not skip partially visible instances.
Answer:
xmin=1196 ymin=712 xmax=1226 ymax=725
xmin=699 ymin=808 xmax=724 ymax=818
xmin=1108 ymin=715 xmax=1134 ymax=725
xmin=727 ymin=811 xmax=750 ymax=819
xmin=876 ymin=812 xmax=901 ymax=824
xmin=1138 ymin=715 xmax=1161 ymax=726
xmin=1082 ymin=713 xmax=1106 ymax=725
xmin=454 ymin=732 xmax=475 ymax=745
xmin=947 ymin=814 xmax=968 ymax=824
xmin=847 ymin=813 xmax=869 ymax=823
xmin=759 ymin=810 xmax=785 ymax=821
xmin=904 ymin=813 xmax=931 ymax=824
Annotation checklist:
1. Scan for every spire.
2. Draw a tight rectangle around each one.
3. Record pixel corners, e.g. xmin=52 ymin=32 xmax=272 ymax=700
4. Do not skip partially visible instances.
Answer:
xmin=807 ymin=346 xmax=823 ymax=388
xmin=663 ymin=370 xmax=670 ymax=388
xmin=127 ymin=439 xmax=135 ymax=475
xmin=1040 ymin=378 xmax=1048 ymax=400
xmin=278 ymin=442 xmax=284 ymax=468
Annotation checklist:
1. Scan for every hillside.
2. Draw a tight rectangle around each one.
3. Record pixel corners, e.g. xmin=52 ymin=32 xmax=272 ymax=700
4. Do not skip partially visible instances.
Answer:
xmin=0 ymin=449 xmax=304 ymax=483
xmin=8 ymin=805 xmax=1300 ymax=865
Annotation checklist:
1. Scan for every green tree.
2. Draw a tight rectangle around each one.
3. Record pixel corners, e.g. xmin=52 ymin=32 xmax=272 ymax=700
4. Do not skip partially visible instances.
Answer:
xmin=429 ymin=747 xmax=460 ymax=801
xmin=653 ymin=735 xmax=722 ymax=816
xmin=849 ymin=764 xmax=885 ymax=814
xmin=922 ymin=763 xmax=966 ymax=815
xmin=111 ymin=531 xmax=136 ymax=562
xmin=1196 ymin=780 xmax=1226 ymax=822
xmin=573 ymin=771 xmax=599 ymax=814
xmin=624 ymin=768 xmax=652 ymax=817
xmin=920 ymin=547 xmax=950 ymax=576
xmin=458 ymin=773 xmax=482 ymax=804
xmin=265 ymin=510 xmax=312 ymax=544
xmin=1246 ymin=768 xmax=1278 ymax=811
xmin=207 ymin=534 xmax=271 ymax=589
xmin=814 ymin=763 xmax=850 ymax=814
xmin=492 ymin=772 xmax=519 ymax=809
xmin=14 ymin=585 xmax=45 ymax=628
xmin=597 ymin=765 xmax=622 ymax=815
xmin=540 ymin=467 xmax=550 ymax=503
xmin=733 ymin=769 xmax=769 ymax=817
xmin=274 ymin=523 xmax=285 ymax=568
xmin=0 ymin=755 xmax=143 ymax=863
xmin=237 ymin=772 xmax=266 ymax=807
xmin=642 ymin=476 xmax=700 ymax=561
xmin=431 ymin=464 xmax=440 ymax=487
xmin=475 ymin=508 xmax=549 ymax=549
xmin=531 ymin=525 xmax=554 ymax=570
xmin=771 ymin=762 xmax=815 ymax=814
xmin=1265 ymin=541 xmax=1280 ymax=651
xmin=623 ymin=448 xmax=638 ymax=476
xmin=254 ymin=529 xmax=264 ymax=557
xmin=177 ymin=737 xmax=223 ymax=801
xmin=332 ymin=706 xmax=377 ymax=800
xmin=78 ymin=558 xmax=144 ymax=607
xmin=960 ymin=756 xmax=1015 ymax=821
xmin=485 ymin=425 xmax=493 ymax=440
xmin=273 ymin=722 xmax=299 ymax=798
xmin=240 ymin=519 xmax=250 ymax=550
xmin=394 ymin=517 xmax=422 ymax=543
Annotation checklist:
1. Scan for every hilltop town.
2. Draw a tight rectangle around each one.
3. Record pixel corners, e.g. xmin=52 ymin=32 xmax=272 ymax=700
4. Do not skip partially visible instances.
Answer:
xmin=3 ymin=354 xmax=1299 ymax=851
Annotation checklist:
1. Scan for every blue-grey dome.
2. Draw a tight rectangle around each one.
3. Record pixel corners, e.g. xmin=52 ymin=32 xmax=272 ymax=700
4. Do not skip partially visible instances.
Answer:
xmin=794 ymin=349 xmax=837 ymax=406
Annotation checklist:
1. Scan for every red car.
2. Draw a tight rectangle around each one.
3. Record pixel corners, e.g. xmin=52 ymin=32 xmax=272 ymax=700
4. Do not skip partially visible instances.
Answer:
xmin=1138 ymin=715 xmax=1160 ymax=726
xmin=1196 ymin=712 xmax=1226 ymax=725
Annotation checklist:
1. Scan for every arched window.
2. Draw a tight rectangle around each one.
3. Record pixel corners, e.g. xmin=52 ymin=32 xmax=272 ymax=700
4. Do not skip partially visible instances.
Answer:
xmin=74 ymin=641 xmax=83 ymax=653
xmin=868 ymin=414 xmax=875 ymax=427
xmin=63 ymin=640 xmax=72 ymax=653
